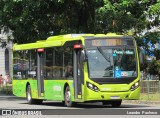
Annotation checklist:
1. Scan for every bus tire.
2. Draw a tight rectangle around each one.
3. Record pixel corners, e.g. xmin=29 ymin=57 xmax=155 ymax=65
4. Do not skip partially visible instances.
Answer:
xmin=110 ymin=100 xmax=122 ymax=107
xmin=26 ymin=85 xmax=36 ymax=104
xmin=35 ymin=99 xmax=43 ymax=104
xmin=62 ymin=101 xmax=65 ymax=105
xmin=102 ymin=101 xmax=110 ymax=105
xmin=64 ymin=86 xmax=75 ymax=107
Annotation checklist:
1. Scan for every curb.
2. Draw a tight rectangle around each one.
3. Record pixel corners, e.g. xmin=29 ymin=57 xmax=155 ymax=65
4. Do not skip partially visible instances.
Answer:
xmin=123 ymin=100 xmax=160 ymax=105
xmin=0 ymin=93 xmax=14 ymax=96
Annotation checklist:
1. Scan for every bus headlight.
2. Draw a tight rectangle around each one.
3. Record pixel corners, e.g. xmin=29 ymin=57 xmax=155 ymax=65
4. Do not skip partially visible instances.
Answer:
xmin=86 ymin=82 xmax=99 ymax=92
xmin=130 ymin=81 xmax=139 ymax=91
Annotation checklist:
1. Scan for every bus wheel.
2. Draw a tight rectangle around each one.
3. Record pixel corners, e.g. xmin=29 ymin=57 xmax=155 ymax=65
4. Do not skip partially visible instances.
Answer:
xmin=64 ymin=86 xmax=75 ymax=107
xmin=36 ymin=99 xmax=43 ymax=104
xmin=26 ymin=85 xmax=35 ymax=104
xmin=102 ymin=101 xmax=110 ymax=105
xmin=110 ymin=100 xmax=122 ymax=107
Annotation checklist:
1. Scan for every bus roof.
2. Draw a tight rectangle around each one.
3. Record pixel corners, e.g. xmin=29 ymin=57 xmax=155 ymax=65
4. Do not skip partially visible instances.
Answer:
xmin=13 ymin=33 xmax=128 ymax=51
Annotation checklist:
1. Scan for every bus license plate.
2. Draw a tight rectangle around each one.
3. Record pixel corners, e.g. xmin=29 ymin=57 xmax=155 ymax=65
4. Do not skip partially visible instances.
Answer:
xmin=110 ymin=96 xmax=120 ymax=99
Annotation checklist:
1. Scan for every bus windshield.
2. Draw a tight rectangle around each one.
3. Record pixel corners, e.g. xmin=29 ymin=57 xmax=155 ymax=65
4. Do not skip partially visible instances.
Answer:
xmin=86 ymin=48 xmax=137 ymax=79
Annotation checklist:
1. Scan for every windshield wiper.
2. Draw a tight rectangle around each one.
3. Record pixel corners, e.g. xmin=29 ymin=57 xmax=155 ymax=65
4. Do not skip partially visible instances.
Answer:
xmin=97 ymin=47 xmax=110 ymax=63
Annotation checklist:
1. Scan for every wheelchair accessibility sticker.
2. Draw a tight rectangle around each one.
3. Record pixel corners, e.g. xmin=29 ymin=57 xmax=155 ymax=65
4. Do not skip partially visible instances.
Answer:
xmin=115 ymin=70 xmax=122 ymax=78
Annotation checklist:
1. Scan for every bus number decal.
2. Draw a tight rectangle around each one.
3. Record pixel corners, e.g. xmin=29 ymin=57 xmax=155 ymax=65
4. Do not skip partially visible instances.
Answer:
xmin=53 ymin=86 xmax=61 ymax=91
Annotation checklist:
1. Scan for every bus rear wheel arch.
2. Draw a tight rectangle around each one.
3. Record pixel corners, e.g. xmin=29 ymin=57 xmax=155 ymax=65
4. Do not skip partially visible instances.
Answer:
xmin=26 ymin=84 xmax=35 ymax=104
xmin=26 ymin=84 xmax=43 ymax=104
xmin=64 ymin=85 xmax=76 ymax=107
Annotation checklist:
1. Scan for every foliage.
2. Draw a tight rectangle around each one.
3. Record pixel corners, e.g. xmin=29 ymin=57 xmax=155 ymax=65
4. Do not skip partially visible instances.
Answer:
xmin=143 ymin=32 xmax=160 ymax=44
xmin=95 ymin=0 xmax=160 ymax=34
xmin=0 ymin=84 xmax=12 ymax=95
xmin=142 ymin=31 xmax=160 ymax=75
xmin=147 ymin=60 xmax=160 ymax=79
xmin=154 ymin=49 xmax=160 ymax=60
xmin=142 ymin=32 xmax=160 ymax=57
xmin=140 ymin=61 xmax=148 ymax=71
xmin=0 ymin=0 xmax=102 ymax=43
xmin=1 ymin=0 xmax=160 ymax=77
xmin=96 ymin=0 xmax=143 ymax=33
xmin=0 ymin=0 xmax=159 ymax=47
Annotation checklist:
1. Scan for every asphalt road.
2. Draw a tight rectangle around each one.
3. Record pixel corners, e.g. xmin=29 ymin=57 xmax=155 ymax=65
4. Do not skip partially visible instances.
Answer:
xmin=0 ymin=94 xmax=160 ymax=118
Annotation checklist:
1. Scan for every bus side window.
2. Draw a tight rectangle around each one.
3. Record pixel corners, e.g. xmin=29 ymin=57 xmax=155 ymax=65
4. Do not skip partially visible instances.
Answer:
xmin=65 ymin=62 xmax=73 ymax=78
xmin=63 ymin=46 xmax=73 ymax=79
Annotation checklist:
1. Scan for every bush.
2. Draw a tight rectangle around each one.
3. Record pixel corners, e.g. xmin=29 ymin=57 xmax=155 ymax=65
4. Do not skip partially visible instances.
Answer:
xmin=147 ymin=60 xmax=160 ymax=79
xmin=0 ymin=85 xmax=13 ymax=95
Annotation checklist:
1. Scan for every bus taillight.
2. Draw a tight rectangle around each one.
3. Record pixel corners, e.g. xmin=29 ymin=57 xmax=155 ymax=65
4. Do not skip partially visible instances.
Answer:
xmin=74 ymin=44 xmax=82 ymax=49
xmin=37 ymin=48 xmax=44 ymax=52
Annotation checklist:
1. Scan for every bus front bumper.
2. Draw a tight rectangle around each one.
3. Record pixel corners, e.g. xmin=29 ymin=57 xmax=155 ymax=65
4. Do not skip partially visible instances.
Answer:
xmin=83 ymin=87 xmax=140 ymax=102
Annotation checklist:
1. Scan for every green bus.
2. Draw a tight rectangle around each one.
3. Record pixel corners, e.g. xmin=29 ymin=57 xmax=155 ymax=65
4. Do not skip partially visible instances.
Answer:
xmin=12 ymin=33 xmax=140 ymax=107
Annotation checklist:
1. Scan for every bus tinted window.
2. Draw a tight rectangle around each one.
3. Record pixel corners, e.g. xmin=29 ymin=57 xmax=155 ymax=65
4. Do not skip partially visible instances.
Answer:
xmin=44 ymin=48 xmax=54 ymax=79
xmin=13 ymin=51 xmax=23 ymax=79
xmin=13 ymin=50 xmax=37 ymax=79
xmin=44 ymin=47 xmax=73 ymax=79
xmin=86 ymin=48 xmax=137 ymax=79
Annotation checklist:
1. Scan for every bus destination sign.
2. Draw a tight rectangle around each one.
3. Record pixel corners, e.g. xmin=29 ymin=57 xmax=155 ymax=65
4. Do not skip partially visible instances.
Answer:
xmin=85 ymin=38 xmax=134 ymax=47
xmin=92 ymin=39 xmax=122 ymax=46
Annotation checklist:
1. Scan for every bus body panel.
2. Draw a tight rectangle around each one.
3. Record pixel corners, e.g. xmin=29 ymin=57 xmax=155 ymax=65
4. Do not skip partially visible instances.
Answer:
xmin=81 ymin=47 xmax=141 ymax=102
xmin=44 ymin=80 xmax=74 ymax=101
xmin=13 ymin=79 xmax=75 ymax=101
xmin=13 ymin=80 xmax=26 ymax=97
xmin=83 ymin=86 xmax=140 ymax=101
xmin=13 ymin=80 xmax=39 ymax=98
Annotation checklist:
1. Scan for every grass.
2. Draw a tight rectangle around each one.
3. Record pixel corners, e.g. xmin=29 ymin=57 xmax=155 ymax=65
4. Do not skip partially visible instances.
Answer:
xmin=140 ymin=93 xmax=160 ymax=101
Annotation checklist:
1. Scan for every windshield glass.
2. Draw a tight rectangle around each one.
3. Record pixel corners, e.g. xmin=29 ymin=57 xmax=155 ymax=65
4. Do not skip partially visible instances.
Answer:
xmin=86 ymin=48 xmax=137 ymax=79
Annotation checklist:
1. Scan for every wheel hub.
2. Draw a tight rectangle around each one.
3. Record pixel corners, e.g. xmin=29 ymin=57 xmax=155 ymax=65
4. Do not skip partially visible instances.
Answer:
xmin=65 ymin=91 xmax=71 ymax=102
xmin=27 ymin=90 xmax=31 ymax=101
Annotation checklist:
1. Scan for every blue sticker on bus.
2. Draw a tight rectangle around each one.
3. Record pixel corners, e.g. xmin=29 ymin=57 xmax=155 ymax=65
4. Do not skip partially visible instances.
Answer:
xmin=115 ymin=70 xmax=122 ymax=78
xmin=113 ymin=53 xmax=117 ymax=56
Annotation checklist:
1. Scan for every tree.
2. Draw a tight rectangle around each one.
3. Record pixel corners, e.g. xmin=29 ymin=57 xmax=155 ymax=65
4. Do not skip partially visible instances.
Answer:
xmin=1 ymin=0 xmax=60 ymax=43
xmin=0 ymin=0 xmax=159 ymax=45
xmin=0 ymin=0 xmax=102 ymax=43
xmin=147 ymin=60 xmax=160 ymax=80
xmin=95 ymin=0 xmax=159 ymax=35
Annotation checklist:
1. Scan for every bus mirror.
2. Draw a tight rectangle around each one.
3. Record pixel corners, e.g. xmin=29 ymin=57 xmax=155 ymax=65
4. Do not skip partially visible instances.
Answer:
xmin=80 ymin=50 xmax=86 ymax=62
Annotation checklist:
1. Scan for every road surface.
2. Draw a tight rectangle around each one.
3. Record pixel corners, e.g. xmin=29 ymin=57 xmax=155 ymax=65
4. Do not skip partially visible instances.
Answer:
xmin=0 ymin=94 xmax=160 ymax=118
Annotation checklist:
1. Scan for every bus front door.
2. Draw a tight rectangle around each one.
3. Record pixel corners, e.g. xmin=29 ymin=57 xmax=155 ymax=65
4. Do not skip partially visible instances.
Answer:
xmin=73 ymin=49 xmax=84 ymax=100
xmin=37 ymin=50 xmax=44 ymax=97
